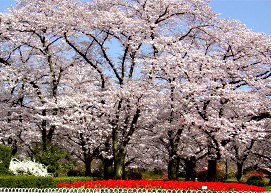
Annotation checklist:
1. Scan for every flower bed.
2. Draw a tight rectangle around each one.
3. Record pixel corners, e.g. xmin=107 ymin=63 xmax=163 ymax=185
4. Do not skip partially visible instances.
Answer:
xmin=58 ymin=180 xmax=265 ymax=192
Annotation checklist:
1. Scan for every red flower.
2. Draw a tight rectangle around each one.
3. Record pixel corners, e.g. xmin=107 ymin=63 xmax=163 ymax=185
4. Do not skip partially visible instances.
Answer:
xmin=57 ymin=180 xmax=265 ymax=192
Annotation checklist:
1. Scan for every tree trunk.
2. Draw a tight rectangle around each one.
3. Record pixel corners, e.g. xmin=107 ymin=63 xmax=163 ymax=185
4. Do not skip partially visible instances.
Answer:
xmin=268 ymin=172 xmax=271 ymax=185
xmin=206 ymin=135 xmax=220 ymax=182
xmin=84 ymin=153 xmax=92 ymax=176
xmin=167 ymin=79 xmax=180 ymax=181
xmin=225 ymin=159 xmax=228 ymax=180
xmin=114 ymin=148 xmax=125 ymax=179
xmin=111 ymin=101 xmax=140 ymax=180
xmin=101 ymin=138 xmax=113 ymax=179
xmin=103 ymin=158 xmax=113 ymax=180
xmin=168 ymin=154 xmax=180 ymax=180
xmin=185 ymin=157 xmax=196 ymax=181
xmin=112 ymin=118 xmax=126 ymax=180
xmin=79 ymin=133 xmax=92 ymax=177
xmin=236 ymin=162 xmax=243 ymax=182
xmin=207 ymin=159 xmax=217 ymax=182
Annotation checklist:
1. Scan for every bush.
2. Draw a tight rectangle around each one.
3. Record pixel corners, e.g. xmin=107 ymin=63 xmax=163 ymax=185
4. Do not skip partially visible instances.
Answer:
xmin=125 ymin=170 xmax=142 ymax=180
xmin=9 ymin=158 xmax=50 ymax=177
xmin=0 ymin=144 xmax=12 ymax=174
xmin=67 ymin=169 xmax=83 ymax=176
xmin=0 ymin=176 xmax=54 ymax=188
xmin=0 ymin=176 xmax=98 ymax=188
xmin=29 ymin=142 xmax=75 ymax=176
xmin=53 ymin=176 xmax=98 ymax=187
xmin=246 ymin=176 xmax=265 ymax=187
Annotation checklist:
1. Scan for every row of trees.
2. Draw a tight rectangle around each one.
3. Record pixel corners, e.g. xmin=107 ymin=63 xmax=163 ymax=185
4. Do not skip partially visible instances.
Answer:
xmin=0 ymin=0 xmax=271 ymax=181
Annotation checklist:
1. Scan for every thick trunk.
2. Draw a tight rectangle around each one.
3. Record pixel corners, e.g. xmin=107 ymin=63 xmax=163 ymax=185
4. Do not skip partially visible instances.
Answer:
xmin=114 ymin=148 xmax=125 ymax=179
xmin=167 ymin=80 xmax=179 ymax=181
xmin=84 ymin=154 xmax=92 ymax=177
xmin=103 ymin=158 xmax=113 ymax=180
xmin=185 ymin=157 xmax=196 ymax=181
xmin=225 ymin=160 xmax=228 ymax=180
xmin=112 ymin=120 xmax=125 ymax=179
xmin=111 ymin=99 xmax=140 ymax=180
xmin=80 ymin=133 xmax=92 ymax=177
xmin=41 ymin=110 xmax=47 ymax=150
xmin=206 ymin=135 xmax=220 ymax=182
xmin=236 ymin=162 xmax=243 ymax=182
xmin=168 ymin=154 xmax=180 ymax=180
xmin=41 ymin=109 xmax=55 ymax=150
xmin=268 ymin=172 xmax=271 ymax=185
xmin=207 ymin=159 xmax=217 ymax=182
xmin=102 ymin=138 xmax=113 ymax=179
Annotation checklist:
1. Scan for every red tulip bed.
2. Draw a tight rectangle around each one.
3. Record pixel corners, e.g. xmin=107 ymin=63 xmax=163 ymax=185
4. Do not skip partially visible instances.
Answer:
xmin=58 ymin=180 xmax=265 ymax=192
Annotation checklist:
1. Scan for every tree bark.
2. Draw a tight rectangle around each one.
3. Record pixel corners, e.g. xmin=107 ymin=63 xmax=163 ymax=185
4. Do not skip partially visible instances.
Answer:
xmin=268 ymin=172 xmax=271 ymax=185
xmin=114 ymin=147 xmax=125 ymax=179
xmin=206 ymin=133 xmax=220 ymax=182
xmin=168 ymin=153 xmax=180 ymax=180
xmin=225 ymin=159 xmax=228 ymax=180
xmin=236 ymin=162 xmax=243 ymax=182
xmin=185 ymin=156 xmax=196 ymax=181
xmin=84 ymin=153 xmax=92 ymax=176
xmin=103 ymin=158 xmax=113 ymax=179
xmin=101 ymin=138 xmax=114 ymax=179
xmin=207 ymin=159 xmax=217 ymax=182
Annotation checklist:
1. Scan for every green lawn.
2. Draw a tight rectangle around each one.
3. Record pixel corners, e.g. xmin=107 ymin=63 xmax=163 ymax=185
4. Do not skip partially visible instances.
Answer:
xmin=265 ymin=185 xmax=271 ymax=191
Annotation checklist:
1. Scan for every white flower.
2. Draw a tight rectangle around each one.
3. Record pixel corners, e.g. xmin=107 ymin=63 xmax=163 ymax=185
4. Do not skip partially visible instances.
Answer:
xmin=9 ymin=158 xmax=51 ymax=177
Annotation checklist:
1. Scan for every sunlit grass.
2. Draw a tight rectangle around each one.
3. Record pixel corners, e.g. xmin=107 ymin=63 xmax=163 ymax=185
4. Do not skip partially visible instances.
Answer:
xmin=265 ymin=185 xmax=271 ymax=191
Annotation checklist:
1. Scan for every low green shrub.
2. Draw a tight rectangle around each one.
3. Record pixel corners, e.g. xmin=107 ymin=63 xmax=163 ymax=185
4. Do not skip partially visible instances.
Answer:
xmin=0 ymin=144 xmax=12 ymax=174
xmin=67 ymin=169 xmax=83 ymax=176
xmin=52 ymin=176 xmax=99 ymax=187
xmin=0 ymin=176 xmax=54 ymax=188
xmin=246 ymin=176 xmax=265 ymax=187
xmin=0 ymin=176 xmax=99 ymax=188
xmin=29 ymin=142 xmax=76 ymax=176
xmin=125 ymin=170 xmax=142 ymax=180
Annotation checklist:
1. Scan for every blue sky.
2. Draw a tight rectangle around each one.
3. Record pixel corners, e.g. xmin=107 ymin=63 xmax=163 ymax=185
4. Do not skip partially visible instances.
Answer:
xmin=210 ymin=0 xmax=271 ymax=35
xmin=0 ymin=0 xmax=270 ymax=35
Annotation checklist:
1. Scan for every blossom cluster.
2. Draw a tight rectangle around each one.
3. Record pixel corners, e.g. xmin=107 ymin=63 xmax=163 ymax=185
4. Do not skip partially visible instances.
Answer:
xmin=9 ymin=158 xmax=50 ymax=177
xmin=58 ymin=180 xmax=265 ymax=192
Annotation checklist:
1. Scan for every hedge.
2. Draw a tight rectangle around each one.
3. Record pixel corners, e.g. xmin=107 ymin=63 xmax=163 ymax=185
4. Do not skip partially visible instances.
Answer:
xmin=0 ymin=176 xmax=99 ymax=188
xmin=0 ymin=144 xmax=12 ymax=174
xmin=246 ymin=176 xmax=266 ymax=187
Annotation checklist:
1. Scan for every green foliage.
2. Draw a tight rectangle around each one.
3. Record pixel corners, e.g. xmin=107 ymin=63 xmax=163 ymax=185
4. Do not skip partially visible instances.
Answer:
xmin=265 ymin=185 xmax=271 ymax=191
xmin=125 ymin=169 xmax=143 ymax=180
xmin=0 ymin=144 xmax=12 ymax=174
xmin=28 ymin=142 xmax=75 ymax=176
xmin=141 ymin=170 xmax=164 ymax=180
xmin=0 ymin=176 xmax=54 ymax=188
xmin=53 ymin=176 xmax=99 ymax=186
xmin=246 ymin=176 xmax=265 ymax=187
xmin=0 ymin=176 xmax=98 ymax=188
xmin=67 ymin=169 xmax=84 ymax=176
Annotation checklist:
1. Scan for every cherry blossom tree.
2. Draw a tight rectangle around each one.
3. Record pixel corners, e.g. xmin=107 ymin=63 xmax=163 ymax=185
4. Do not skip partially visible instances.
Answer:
xmin=0 ymin=0 xmax=271 ymax=181
xmin=251 ymin=130 xmax=271 ymax=185
xmin=148 ymin=8 xmax=271 ymax=180
xmin=0 ymin=0 xmax=77 ymax=154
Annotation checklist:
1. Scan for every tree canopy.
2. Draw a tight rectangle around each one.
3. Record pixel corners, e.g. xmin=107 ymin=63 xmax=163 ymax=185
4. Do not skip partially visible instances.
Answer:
xmin=0 ymin=0 xmax=271 ymax=180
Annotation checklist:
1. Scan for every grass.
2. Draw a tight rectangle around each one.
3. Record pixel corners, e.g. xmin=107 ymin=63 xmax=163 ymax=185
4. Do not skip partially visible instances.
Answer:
xmin=264 ymin=185 xmax=271 ymax=191
xmin=224 ymin=177 xmax=271 ymax=192
xmin=141 ymin=171 xmax=165 ymax=180
xmin=224 ymin=178 xmax=238 ymax=182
